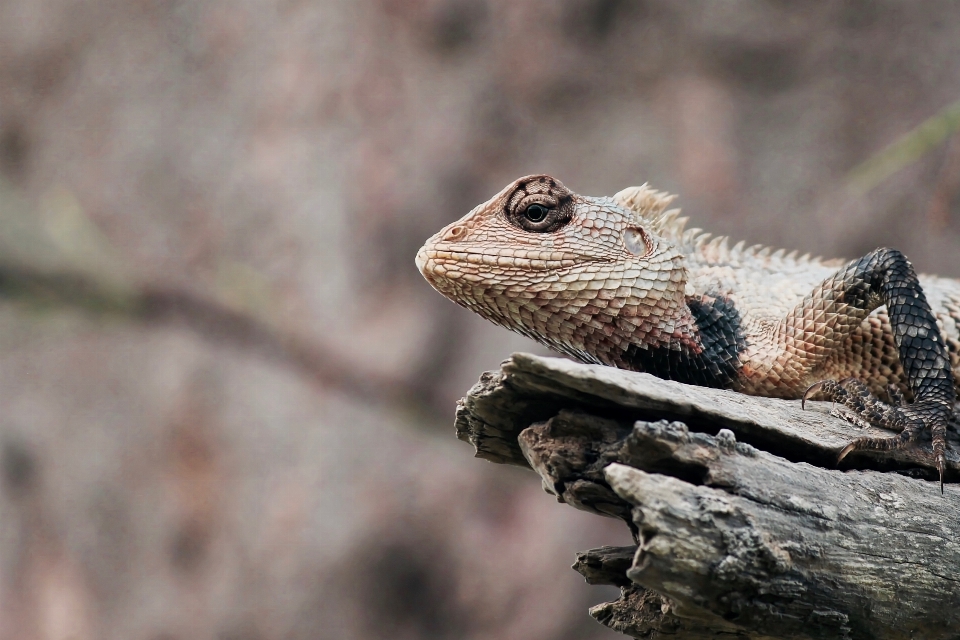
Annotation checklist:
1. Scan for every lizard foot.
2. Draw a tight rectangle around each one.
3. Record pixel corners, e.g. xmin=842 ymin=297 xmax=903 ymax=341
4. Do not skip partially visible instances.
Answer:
xmin=803 ymin=378 xmax=950 ymax=492
xmin=829 ymin=406 xmax=873 ymax=430
xmin=885 ymin=383 xmax=906 ymax=407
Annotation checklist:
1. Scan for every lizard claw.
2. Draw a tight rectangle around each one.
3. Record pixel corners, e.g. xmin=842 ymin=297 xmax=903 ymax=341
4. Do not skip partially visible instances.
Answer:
xmin=802 ymin=381 xmax=825 ymax=410
xmin=837 ymin=441 xmax=857 ymax=463
xmin=938 ymin=456 xmax=945 ymax=495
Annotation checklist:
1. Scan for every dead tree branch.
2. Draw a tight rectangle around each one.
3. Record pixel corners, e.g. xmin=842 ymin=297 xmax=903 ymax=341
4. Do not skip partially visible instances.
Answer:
xmin=456 ymin=353 xmax=960 ymax=639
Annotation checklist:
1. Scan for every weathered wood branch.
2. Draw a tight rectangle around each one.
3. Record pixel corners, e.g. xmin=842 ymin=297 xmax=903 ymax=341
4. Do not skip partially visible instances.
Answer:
xmin=456 ymin=353 xmax=960 ymax=639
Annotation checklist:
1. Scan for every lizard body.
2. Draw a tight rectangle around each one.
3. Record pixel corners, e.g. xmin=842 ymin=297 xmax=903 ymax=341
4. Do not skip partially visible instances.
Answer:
xmin=416 ymin=175 xmax=959 ymax=481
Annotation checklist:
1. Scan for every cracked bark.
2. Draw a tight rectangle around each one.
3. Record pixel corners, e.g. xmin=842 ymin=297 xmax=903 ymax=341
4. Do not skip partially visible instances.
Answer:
xmin=456 ymin=353 xmax=960 ymax=640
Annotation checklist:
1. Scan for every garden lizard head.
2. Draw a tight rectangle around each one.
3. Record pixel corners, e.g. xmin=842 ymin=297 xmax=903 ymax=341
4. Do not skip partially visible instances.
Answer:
xmin=416 ymin=174 xmax=699 ymax=365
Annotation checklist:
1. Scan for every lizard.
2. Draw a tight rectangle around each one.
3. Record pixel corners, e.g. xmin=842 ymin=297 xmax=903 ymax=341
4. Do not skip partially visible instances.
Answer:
xmin=415 ymin=174 xmax=960 ymax=488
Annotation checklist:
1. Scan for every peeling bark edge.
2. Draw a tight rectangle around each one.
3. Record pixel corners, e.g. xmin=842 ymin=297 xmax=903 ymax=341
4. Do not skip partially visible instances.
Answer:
xmin=456 ymin=353 xmax=960 ymax=479
xmin=457 ymin=354 xmax=960 ymax=639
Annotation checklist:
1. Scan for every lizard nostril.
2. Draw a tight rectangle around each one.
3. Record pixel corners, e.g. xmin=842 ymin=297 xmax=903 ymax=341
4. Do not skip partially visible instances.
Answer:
xmin=443 ymin=225 xmax=466 ymax=242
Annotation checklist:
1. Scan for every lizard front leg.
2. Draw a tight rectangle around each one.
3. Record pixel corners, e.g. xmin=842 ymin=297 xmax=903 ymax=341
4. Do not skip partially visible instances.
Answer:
xmin=757 ymin=248 xmax=955 ymax=486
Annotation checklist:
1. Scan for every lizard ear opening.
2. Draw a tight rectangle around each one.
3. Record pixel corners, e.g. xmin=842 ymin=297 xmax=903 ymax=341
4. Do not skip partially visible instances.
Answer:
xmin=623 ymin=227 xmax=650 ymax=257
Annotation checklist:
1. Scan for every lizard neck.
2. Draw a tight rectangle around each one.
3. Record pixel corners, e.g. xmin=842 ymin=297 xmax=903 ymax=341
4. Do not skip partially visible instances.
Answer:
xmin=488 ymin=248 xmax=704 ymax=368
xmin=618 ymin=294 xmax=747 ymax=388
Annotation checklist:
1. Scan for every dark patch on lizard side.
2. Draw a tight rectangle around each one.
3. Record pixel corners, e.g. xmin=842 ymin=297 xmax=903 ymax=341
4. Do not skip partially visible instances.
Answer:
xmin=623 ymin=296 xmax=746 ymax=389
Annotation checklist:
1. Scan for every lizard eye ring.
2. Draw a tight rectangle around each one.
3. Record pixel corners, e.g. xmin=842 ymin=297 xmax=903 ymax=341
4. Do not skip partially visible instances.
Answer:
xmin=508 ymin=194 xmax=571 ymax=233
xmin=516 ymin=203 xmax=562 ymax=232
xmin=504 ymin=180 xmax=574 ymax=233
xmin=524 ymin=204 xmax=549 ymax=223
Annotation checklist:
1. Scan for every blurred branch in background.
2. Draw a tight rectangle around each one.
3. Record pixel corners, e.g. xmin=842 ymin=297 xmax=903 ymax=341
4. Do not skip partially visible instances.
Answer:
xmin=847 ymin=97 xmax=960 ymax=194
xmin=134 ymin=286 xmax=424 ymax=411
xmin=0 ymin=261 xmax=430 ymax=414
xmin=0 ymin=177 xmax=433 ymax=420
xmin=928 ymin=130 xmax=960 ymax=230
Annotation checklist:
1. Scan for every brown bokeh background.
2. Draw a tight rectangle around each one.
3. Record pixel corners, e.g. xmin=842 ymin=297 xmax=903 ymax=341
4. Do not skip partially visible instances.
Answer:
xmin=0 ymin=2 xmax=958 ymax=639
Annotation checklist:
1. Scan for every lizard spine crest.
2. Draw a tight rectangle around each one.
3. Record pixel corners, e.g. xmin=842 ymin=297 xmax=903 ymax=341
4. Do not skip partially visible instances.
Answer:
xmin=613 ymin=183 xmax=841 ymax=269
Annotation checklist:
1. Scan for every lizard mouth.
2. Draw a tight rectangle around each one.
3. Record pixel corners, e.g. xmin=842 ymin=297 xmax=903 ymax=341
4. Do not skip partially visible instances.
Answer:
xmin=416 ymin=243 xmax=463 ymax=290
xmin=415 ymin=244 xmax=429 ymax=274
xmin=415 ymin=244 xmax=441 ymax=288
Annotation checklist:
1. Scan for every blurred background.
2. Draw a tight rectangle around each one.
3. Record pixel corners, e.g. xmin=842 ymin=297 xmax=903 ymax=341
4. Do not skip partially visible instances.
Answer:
xmin=0 ymin=1 xmax=958 ymax=639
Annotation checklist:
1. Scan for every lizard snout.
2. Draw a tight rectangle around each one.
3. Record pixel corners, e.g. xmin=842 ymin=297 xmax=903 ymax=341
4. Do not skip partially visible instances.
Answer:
xmin=414 ymin=243 xmax=430 ymax=276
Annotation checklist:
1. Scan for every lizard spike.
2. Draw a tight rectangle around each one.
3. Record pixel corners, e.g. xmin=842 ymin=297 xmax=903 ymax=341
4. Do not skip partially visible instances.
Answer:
xmin=656 ymin=208 xmax=683 ymax=233
xmin=671 ymin=216 xmax=689 ymax=236
xmin=612 ymin=183 xmax=647 ymax=209
xmin=799 ymin=252 xmax=812 ymax=262
xmin=744 ymin=244 xmax=764 ymax=258
xmin=693 ymin=233 xmax=712 ymax=249
xmin=703 ymin=235 xmax=727 ymax=259
xmin=756 ymin=246 xmax=772 ymax=259
xmin=786 ymin=249 xmax=799 ymax=261
xmin=613 ymin=184 xmax=677 ymax=220
xmin=716 ymin=236 xmax=731 ymax=260
xmin=656 ymin=192 xmax=678 ymax=209
xmin=771 ymin=248 xmax=786 ymax=261
xmin=706 ymin=235 xmax=726 ymax=250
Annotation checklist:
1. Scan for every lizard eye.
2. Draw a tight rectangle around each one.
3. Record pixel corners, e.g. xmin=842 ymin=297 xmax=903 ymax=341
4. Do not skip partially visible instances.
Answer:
xmin=524 ymin=204 xmax=549 ymax=223
xmin=504 ymin=181 xmax=574 ymax=233
xmin=516 ymin=203 xmax=563 ymax=232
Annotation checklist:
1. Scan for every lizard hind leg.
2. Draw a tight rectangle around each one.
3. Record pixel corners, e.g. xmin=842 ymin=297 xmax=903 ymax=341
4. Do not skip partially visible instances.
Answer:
xmin=804 ymin=378 xmax=948 ymax=490
xmin=792 ymin=249 xmax=955 ymax=492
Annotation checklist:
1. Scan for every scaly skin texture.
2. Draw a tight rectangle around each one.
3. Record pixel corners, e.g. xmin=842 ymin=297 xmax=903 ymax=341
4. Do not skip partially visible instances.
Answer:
xmin=416 ymin=175 xmax=960 ymax=482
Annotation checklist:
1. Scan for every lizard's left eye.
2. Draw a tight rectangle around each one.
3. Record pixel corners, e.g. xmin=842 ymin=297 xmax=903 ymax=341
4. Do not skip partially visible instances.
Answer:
xmin=506 ymin=190 xmax=572 ymax=233
xmin=524 ymin=204 xmax=549 ymax=223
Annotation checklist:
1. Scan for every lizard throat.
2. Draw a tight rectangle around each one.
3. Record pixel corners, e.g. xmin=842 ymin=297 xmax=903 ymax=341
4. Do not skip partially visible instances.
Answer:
xmin=417 ymin=247 xmax=701 ymax=368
